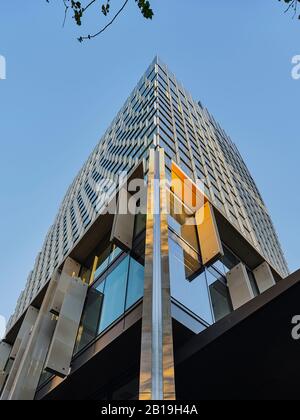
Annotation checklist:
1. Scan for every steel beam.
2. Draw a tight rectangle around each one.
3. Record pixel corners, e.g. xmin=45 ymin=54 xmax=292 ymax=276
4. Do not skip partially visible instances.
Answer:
xmin=139 ymin=148 xmax=175 ymax=400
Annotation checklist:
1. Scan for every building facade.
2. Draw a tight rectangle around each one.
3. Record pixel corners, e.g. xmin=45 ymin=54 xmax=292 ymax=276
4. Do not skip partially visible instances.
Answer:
xmin=0 ymin=58 xmax=290 ymax=400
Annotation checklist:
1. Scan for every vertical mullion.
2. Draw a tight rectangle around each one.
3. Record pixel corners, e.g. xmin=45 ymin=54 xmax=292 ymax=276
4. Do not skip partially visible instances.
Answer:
xmin=139 ymin=148 xmax=176 ymax=400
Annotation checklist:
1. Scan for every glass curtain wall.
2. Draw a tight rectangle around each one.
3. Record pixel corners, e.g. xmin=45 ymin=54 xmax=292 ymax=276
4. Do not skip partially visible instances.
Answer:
xmin=38 ymin=216 xmax=146 ymax=389
xmin=167 ymin=184 xmax=260 ymax=326
xmin=75 ymin=217 xmax=146 ymax=354
xmin=167 ymin=189 xmax=233 ymax=325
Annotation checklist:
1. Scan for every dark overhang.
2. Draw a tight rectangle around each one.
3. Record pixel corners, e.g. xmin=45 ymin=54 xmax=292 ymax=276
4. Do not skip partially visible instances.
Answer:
xmin=175 ymin=269 xmax=300 ymax=400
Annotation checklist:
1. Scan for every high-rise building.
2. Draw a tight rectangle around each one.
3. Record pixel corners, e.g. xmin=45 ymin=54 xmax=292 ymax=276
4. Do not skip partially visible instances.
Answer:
xmin=0 ymin=58 xmax=293 ymax=401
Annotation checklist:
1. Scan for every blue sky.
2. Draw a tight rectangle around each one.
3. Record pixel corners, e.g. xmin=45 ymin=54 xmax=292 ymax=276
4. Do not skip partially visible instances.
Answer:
xmin=0 ymin=0 xmax=299 ymax=323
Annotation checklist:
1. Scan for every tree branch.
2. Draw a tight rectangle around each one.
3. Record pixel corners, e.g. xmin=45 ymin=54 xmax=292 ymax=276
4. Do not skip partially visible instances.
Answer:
xmin=284 ymin=0 xmax=299 ymax=19
xmin=62 ymin=0 xmax=69 ymax=27
xmin=293 ymin=0 xmax=298 ymax=18
xmin=83 ymin=0 xmax=99 ymax=13
xmin=78 ymin=0 xmax=129 ymax=42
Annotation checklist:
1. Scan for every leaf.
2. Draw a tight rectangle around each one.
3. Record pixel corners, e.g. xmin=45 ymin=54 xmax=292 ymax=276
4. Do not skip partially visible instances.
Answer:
xmin=135 ymin=0 xmax=154 ymax=20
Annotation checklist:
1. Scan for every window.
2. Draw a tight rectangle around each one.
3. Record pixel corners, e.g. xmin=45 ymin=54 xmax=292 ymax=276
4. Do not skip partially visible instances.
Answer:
xmin=206 ymin=267 xmax=232 ymax=322
xmin=75 ymin=240 xmax=145 ymax=354
xmin=75 ymin=282 xmax=105 ymax=353
xmin=99 ymin=257 xmax=130 ymax=333
xmin=94 ymin=244 xmax=111 ymax=280
xmin=168 ymin=235 xmax=214 ymax=325
xmin=168 ymin=189 xmax=200 ymax=249
xmin=93 ymin=243 xmax=122 ymax=282
xmin=134 ymin=212 xmax=147 ymax=239
xmin=126 ymin=257 xmax=144 ymax=310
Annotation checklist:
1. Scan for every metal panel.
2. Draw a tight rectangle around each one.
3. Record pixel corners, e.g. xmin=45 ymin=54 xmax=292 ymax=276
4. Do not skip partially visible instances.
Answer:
xmin=0 ymin=320 xmax=34 ymax=400
xmin=44 ymin=278 xmax=88 ymax=378
xmin=62 ymin=256 xmax=81 ymax=278
xmin=50 ymin=257 xmax=81 ymax=315
xmin=139 ymin=148 xmax=176 ymax=400
xmin=0 ymin=371 xmax=7 ymax=394
xmin=196 ymin=202 xmax=224 ymax=266
xmin=0 ymin=342 xmax=11 ymax=372
xmin=171 ymin=161 xmax=223 ymax=267
xmin=10 ymin=306 xmax=39 ymax=360
xmin=152 ymin=150 xmax=163 ymax=400
xmin=2 ymin=274 xmax=60 ymax=400
xmin=0 ymin=341 xmax=10 ymax=396
xmin=110 ymin=189 xmax=135 ymax=251
xmin=49 ymin=273 xmax=72 ymax=316
xmin=139 ymin=149 xmax=155 ymax=401
xmin=171 ymin=161 xmax=207 ymax=212
xmin=159 ymin=149 xmax=176 ymax=401
xmin=227 ymin=263 xmax=255 ymax=310
xmin=254 ymin=262 xmax=276 ymax=294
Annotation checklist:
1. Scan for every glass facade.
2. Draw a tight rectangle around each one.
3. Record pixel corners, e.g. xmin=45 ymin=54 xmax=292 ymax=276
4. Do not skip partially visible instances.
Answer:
xmin=3 ymin=57 xmax=292 ymax=403
xmin=169 ymin=234 xmax=213 ymax=325
xmin=155 ymin=58 xmax=288 ymax=280
xmin=98 ymin=256 xmax=130 ymax=333
xmin=75 ymin=234 xmax=145 ymax=354
xmin=167 ymin=188 xmax=258 ymax=326
xmin=94 ymin=243 xmax=122 ymax=281
xmin=168 ymin=229 xmax=259 ymax=325
xmin=8 ymin=56 xmax=288 ymax=343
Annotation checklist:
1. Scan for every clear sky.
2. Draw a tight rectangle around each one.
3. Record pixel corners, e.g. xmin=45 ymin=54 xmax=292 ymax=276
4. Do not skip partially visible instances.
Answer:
xmin=0 ymin=0 xmax=299 ymax=324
